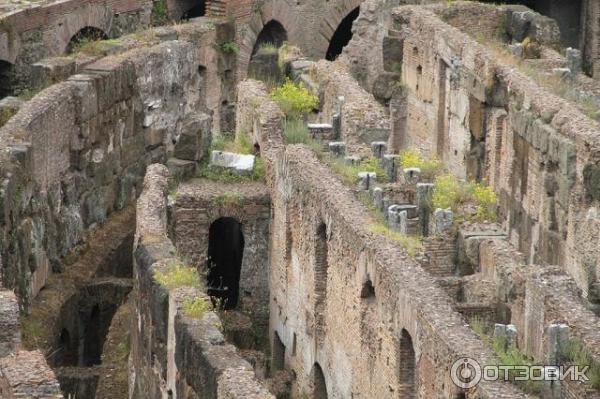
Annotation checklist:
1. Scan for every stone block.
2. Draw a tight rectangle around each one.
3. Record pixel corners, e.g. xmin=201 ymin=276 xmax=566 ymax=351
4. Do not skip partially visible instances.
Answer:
xmin=373 ymin=187 xmax=383 ymax=212
xmin=433 ymin=208 xmax=453 ymax=235
xmin=332 ymin=113 xmax=341 ymax=139
xmin=370 ymin=141 xmax=387 ymax=159
xmin=357 ymin=172 xmax=376 ymax=191
xmin=566 ymin=48 xmax=582 ymax=75
xmin=344 ymin=155 xmax=360 ymax=165
xmin=388 ymin=207 xmax=407 ymax=234
xmin=308 ymin=123 xmax=334 ymax=140
xmin=329 ymin=142 xmax=346 ymax=158
xmin=382 ymin=154 xmax=400 ymax=182
xmin=210 ymin=151 xmax=255 ymax=174
xmin=403 ymin=167 xmax=421 ymax=184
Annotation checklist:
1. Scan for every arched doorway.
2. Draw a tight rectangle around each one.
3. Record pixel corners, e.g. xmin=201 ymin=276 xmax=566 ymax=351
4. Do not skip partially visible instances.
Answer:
xmin=398 ymin=329 xmax=416 ymax=398
xmin=207 ymin=217 xmax=245 ymax=309
xmin=182 ymin=1 xmax=206 ymax=19
xmin=311 ymin=363 xmax=328 ymax=399
xmin=251 ymin=20 xmax=288 ymax=55
xmin=326 ymin=7 xmax=360 ymax=61
xmin=0 ymin=60 xmax=15 ymax=98
xmin=66 ymin=27 xmax=108 ymax=54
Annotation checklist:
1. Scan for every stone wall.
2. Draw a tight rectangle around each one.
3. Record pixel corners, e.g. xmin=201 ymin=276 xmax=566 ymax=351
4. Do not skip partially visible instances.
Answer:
xmin=0 ymin=20 xmax=223 ymax=310
xmin=236 ymin=79 xmax=529 ymax=398
xmin=132 ymin=163 xmax=273 ymax=399
xmin=0 ymin=0 xmax=154 ymax=94
xmin=389 ymin=5 xmax=600 ymax=296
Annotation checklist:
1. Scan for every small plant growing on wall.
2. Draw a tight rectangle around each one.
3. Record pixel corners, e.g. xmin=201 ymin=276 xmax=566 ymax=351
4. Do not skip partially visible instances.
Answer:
xmin=154 ymin=260 xmax=200 ymax=289
xmin=182 ymin=296 xmax=211 ymax=319
xmin=151 ymin=0 xmax=169 ymax=26
xmin=219 ymin=41 xmax=239 ymax=54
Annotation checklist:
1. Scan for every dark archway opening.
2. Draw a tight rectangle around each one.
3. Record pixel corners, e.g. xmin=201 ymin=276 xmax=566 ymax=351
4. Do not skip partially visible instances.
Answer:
xmin=272 ymin=332 xmax=285 ymax=371
xmin=66 ymin=27 xmax=108 ymax=54
xmin=326 ymin=7 xmax=360 ymax=61
xmin=251 ymin=20 xmax=288 ymax=56
xmin=58 ymin=328 xmax=77 ymax=366
xmin=399 ymin=329 xmax=416 ymax=399
xmin=312 ymin=363 xmax=328 ymax=399
xmin=360 ymin=279 xmax=375 ymax=299
xmin=0 ymin=60 xmax=15 ymax=98
xmin=183 ymin=1 xmax=206 ymax=19
xmin=207 ymin=217 xmax=245 ymax=309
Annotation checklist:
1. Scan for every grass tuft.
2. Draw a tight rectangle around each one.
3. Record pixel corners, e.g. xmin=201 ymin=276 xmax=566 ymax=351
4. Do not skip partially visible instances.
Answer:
xmin=182 ymin=296 xmax=211 ymax=319
xmin=154 ymin=260 xmax=200 ymax=289
xmin=368 ymin=223 xmax=422 ymax=256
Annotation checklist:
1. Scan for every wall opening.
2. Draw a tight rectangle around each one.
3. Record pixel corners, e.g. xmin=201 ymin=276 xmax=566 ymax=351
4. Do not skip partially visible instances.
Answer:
xmin=311 ymin=363 xmax=328 ymax=399
xmin=0 ymin=60 xmax=15 ymax=98
xmin=207 ymin=217 xmax=245 ymax=309
xmin=66 ymin=27 xmax=108 ymax=54
xmin=436 ymin=60 xmax=450 ymax=160
xmin=314 ymin=223 xmax=329 ymax=342
xmin=182 ymin=1 xmax=206 ymax=19
xmin=81 ymin=303 xmax=117 ymax=366
xmin=398 ymin=329 xmax=416 ymax=398
xmin=272 ymin=331 xmax=285 ymax=371
xmin=59 ymin=328 xmax=76 ymax=366
xmin=360 ymin=279 xmax=375 ymax=299
xmin=252 ymin=20 xmax=288 ymax=55
xmin=326 ymin=7 xmax=360 ymax=61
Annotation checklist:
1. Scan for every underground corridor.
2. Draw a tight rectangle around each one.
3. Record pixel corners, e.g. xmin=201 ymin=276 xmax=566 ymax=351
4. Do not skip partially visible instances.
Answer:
xmin=207 ymin=217 xmax=245 ymax=309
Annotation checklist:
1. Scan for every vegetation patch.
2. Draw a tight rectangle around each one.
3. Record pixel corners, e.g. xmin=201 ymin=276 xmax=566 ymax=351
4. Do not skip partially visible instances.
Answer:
xmin=70 ymin=38 xmax=120 ymax=56
xmin=220 ymin=41 xmax=239 ymax=54
xmin=212 ymin=193 xmax=244 ymax=207
xmin=431 ymin=174 xmax=497 ymax=222
xmin=326 ymin=156 xmax=388 ymax=186
xmin=399 ymin=148 xmax=443 ymax=180
xmin=154 ymin=260 xmax=200 ymax=289
xmin=561 ymin=338 xmax=600 ymax=390
xmin=271 ymin=78 xmax=319 ymax=119
xmin=368 ymin=223 xmax=422 ymax=256
xmin=182 ymin=296 xmax=211 ymax=319
xmin=151 ymin=0 xmax=169 ymax=26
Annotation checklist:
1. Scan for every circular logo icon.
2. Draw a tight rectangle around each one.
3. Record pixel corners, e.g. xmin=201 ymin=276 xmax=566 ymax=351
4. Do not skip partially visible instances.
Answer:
xmin=451 ymin=357 xmax=482 ymax=389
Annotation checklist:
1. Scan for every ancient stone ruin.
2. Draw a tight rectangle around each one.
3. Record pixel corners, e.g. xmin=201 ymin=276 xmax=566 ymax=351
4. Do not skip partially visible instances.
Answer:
xmin=1 ymin=0 xmax=600 ymax=398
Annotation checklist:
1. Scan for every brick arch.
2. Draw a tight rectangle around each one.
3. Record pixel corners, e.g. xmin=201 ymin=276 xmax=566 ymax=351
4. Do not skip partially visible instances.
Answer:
xmin=51 ymin=4 xmax=114 ymax=55
xmin=316 ymin=0 xmax=364 ymax=59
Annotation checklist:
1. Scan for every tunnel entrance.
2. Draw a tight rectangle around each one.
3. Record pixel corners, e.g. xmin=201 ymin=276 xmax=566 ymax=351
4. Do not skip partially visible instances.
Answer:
xmin=252 ymin=20 xmax=288 ymax=55
xmin=207 ymin=217 xmax=245 ymax=309
xmin=326 ymin=7 xmax=360 ymax=61
xmin=182 ymin=1 xmax=206 ymax=19
xmin=66 ymin=27 xmax=108 ymax=54
xmin=0 ymin=60 xmax=15 ymax=98
xmin=311 ymin=363 xmax=328 ymax=399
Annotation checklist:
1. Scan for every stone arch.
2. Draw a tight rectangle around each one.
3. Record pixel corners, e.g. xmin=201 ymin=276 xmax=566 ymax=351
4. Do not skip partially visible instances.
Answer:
xmin=207 ymin=217 xmax=245 ymax=309
xmin=398 ymin=328 xmax=416 ymax=398
xmin=326 ymin=6 xmax=360 ymax=61
xmin=53 ymin=3 xmax=114 ymax=55
xmin=251 ymin=20 xmax=287 ymax=56
xmin=65 ymin=26 xmax=108 ymax=54
xmin=317 ymin=0 xmax=363 ymax=59
xmin=314 ymin=222 xmax=329 ymax=343
xmin=311 ymin=362 xmax=328 ymax=399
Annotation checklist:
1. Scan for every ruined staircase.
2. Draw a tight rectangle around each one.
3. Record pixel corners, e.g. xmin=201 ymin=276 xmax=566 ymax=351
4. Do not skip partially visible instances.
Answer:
xmin=206 ymin=0 xmax=227 ymax=17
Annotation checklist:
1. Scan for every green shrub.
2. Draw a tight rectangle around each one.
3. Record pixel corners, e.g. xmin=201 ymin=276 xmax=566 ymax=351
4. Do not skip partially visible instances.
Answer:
xmin=561 ymin=338 xmax=600 ymax=389
xmin=492 ymin=336 xmax=543 ymax=395
xmin=368 ymin=223 xmax=422 ymax=256
xmin=399 ymin=148 xmax=443 ymax=180
xmin=326 ymin=156 xmax=388 ymax=186
xmin=469 ymin=182 xmax=498 ymax=222
xmin=271 ymin=78 xmax=319 ymax=119
xmin=212 ymin=132 xmax=253 ymax=154
xmin=431 ymin=174 xmax=463 ymax=210
xmin=154 ymin=260 xmax=200 ymax=289
xmin=431 ymin=175 xmax=497 ymax=222
xmin=220 ymin=41 xmax=239 ymax=54
xmin=182 ymin=296 xmax=211 ymax=319
xmin=281 ymin=119 xmax=323 ymax=152
xmin=151 ymin=0 xmax=169 ymax=26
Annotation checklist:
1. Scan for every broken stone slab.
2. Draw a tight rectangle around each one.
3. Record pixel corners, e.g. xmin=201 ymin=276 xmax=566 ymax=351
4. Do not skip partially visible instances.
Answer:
xmin=566 ymin=47 xmax=582 ymax=75
xmin=329 ymin=142 xmax=346 ymax=158
xmin=508 ymin=43 xmax=524 ymax=58
xmin=371 ymin=141 xmax=387 ymax=159
xmin=433 ymin=208 xmax=453 ymax=235
xmin=357 ymin=172 xmax=376 ymax=191
xmin=493 ymin=324 xmax=518 ymax=350
xmin=373 ymin=187 xmax=383 ymax=211
xmin=382 ymin=154 xmax=400 ymax=182
xmin=547 ymin=323 xmax=570 ymax=365
xmin=308 ymin=123 xmax=333 ymax=139
xmin=388 ymin=207 xmax=408 ymax=234
xmin=344 ymin=155 xmax=360 ymax=165
xmin=403 ymin=167 xmax=421 ymax=184
xmin=417 ymin=183 xmax=434 ymax=236
xmin=389 ymin=204 xmax=418 ymax=219
xmin=210 ymin=150 xmax=255 ymax=174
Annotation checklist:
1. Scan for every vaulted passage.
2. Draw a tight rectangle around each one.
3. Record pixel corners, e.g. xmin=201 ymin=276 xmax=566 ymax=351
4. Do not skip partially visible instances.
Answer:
xmin=207 ymin=217 xmax=245 ymax=309
xmin=312 ymin=363 xmax=328 ymax=399
xmin=183 ymin=0 xmax=206 ymax=19
xmin=326 ymin=7 xmax=360 ymax=61
xmin=0 ymin=60 xmax=15 ymax=98
xmin=252 ymin=20 xmax=288 ymax=55
xmin=398 ymin=329 xmax=416 ymax=398
xmin=66 ymin=27 xmax=108 ymax=54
